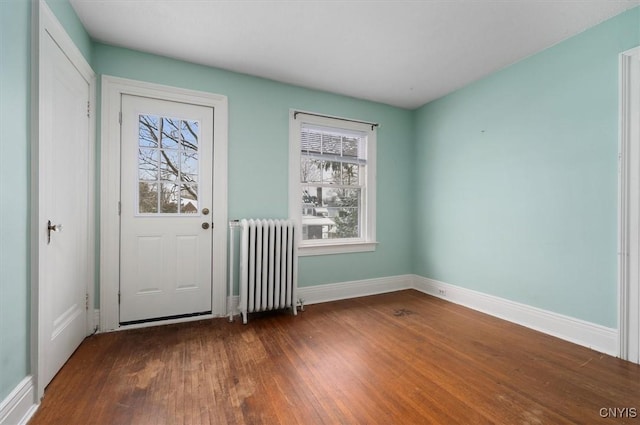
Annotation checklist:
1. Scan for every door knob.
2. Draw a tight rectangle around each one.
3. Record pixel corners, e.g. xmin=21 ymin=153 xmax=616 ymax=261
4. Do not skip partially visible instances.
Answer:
xmin=47 ymin=220 xmax=63 ymax=244
xmin=202 ymin=222 xmax=210 ymax=230
xmin=202 ymin=208 xmax=210 ymax=215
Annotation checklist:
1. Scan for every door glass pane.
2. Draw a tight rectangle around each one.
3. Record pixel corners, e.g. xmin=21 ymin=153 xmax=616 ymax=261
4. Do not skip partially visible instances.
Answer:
xmin=181 ymin=120 xmax=199 ymax=149
xmin=180 ymin=184 xmax=198 ymax=213
xmin=138 ymin=149 xmax=158 ymax=180
xmin=139 ymin=115 xmax=159 ymax=147
xmin=160 ymin=150 xmax=180 ymax=181
xmin=181 ymin=151 xmax=198 ymax=182
xmin=160 ymin=182 xmax=179 ymax=213
xmin=137 ymin=114 xmax=200 ymax=215
xmin=139 ymin=182 xmax=158 ymax=213
xmin=160 ymin=118 xmax=180 ymax=149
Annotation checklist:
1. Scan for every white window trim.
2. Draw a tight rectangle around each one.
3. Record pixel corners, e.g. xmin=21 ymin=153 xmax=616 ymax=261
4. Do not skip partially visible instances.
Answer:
xmin=289 ymin=110 xmax=377 ymax=256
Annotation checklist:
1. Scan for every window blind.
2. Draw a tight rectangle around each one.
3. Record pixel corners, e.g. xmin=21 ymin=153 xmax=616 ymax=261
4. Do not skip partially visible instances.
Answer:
xmin=301 ymin=125 xmax=366 ymax=165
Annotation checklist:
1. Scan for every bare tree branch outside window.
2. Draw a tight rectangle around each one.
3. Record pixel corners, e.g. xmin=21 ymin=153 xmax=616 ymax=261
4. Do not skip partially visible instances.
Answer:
xmin=137 ymin=114 xmax=199 ymax=214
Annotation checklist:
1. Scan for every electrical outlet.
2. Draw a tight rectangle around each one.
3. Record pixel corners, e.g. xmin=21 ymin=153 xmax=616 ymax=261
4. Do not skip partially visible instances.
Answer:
xmin=437 ymin=288 xmax=447 ymax=297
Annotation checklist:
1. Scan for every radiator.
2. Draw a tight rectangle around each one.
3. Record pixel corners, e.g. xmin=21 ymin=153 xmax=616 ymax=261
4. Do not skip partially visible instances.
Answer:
xmin=233 ymin=219 xmax=299 ymax=324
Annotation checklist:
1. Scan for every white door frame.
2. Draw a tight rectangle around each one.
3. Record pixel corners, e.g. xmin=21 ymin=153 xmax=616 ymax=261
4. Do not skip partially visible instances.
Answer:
xmin=618 ymin=45 xmax=640 ymax=364
xmin=100 ymin=76 xmax=228 ymax=331
xmin=31 ymin=0 xmax=96 ymax=400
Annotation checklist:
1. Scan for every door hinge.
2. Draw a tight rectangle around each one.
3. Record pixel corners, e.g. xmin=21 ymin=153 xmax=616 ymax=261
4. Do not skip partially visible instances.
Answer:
xmin=85 ymin=293 xmax=89 ymax=311
xmin=118 ymin=291 xmax=121 ymax=304
xmin=118 ymin=201 xmax=121 ymax=216
xmin=119 ymin=111 xmax=122 ymax=125
xmin=87 ymin=100 xmax=90 ymax=118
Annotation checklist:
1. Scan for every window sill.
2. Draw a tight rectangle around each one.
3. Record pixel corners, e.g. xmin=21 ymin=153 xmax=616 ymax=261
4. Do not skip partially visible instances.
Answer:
xmin=298 ymin=241 xmax=378 ymax=256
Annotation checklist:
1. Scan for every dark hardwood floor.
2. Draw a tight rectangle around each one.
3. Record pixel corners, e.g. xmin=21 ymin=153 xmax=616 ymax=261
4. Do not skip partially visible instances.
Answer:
xmin=29 ymin=290 xmax=640 ymax=424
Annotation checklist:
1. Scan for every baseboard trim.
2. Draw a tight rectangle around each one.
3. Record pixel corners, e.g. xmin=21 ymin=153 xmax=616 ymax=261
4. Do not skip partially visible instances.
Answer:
xmin=226 ymin=275 xmax=413 ymax=320
xmin=298 ymin=274 xmax=414 ymax=305
xmin=412 ymin=275 xmax=618 ymax=356
xmin=226 ymin=273 xmax=618 ymax=356
xmin=0 ymin=376 xmax=38 ymax=425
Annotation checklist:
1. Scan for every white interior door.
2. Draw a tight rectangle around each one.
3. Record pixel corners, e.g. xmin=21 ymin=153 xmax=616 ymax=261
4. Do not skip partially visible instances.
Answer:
xmin=119 ymin=95 xmax=214 ymax=324
xmin=40 ymin=27 xmax=91 ymax=388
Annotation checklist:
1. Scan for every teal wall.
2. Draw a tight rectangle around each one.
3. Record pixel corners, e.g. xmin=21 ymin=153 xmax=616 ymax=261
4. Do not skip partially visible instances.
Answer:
xmin=0 ymin=0 xmax=31 ymax=402
xmin=92 ymin=44 xmax=415 ymax=287
xmin=414 ymin=8 xmax=640 ymax=328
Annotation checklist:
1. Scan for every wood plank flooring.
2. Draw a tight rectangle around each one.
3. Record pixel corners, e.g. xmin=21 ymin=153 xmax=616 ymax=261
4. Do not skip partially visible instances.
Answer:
xmin=29 ymin=290 xmax=640 ymax=424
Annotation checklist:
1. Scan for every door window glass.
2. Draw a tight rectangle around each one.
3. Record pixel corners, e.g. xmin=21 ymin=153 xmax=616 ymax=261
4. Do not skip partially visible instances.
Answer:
xmin=137 ymin=115 xmax=199 ymax=214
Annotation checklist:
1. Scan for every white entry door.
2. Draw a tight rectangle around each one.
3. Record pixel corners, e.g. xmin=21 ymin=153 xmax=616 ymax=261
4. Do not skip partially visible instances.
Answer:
xmin=120 ymin=95 xmax=214 ymax=324
xmin=40 ymin=26 xmax=91 ymax=387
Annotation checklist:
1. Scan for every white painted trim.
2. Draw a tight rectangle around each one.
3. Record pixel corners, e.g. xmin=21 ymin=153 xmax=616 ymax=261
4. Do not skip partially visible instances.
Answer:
xmin=226 ymin=273 xmax=616 ymax=355
xmin=618 ymin=45 xmax=640 ymax=364
xmin=299 ymin=241 xmax=378 ymax=256
xmin=298 ymin=275 xmax=412 ymax=305
xmin=0 ymin=377 xmax=38 ymax=425
xmin=413 ymin=276 xmax=619 ymax=356
xmin=100 ymin=76 xmax=229 ymax=332
xmin=226 ymin=275 xmax=412 ymax=320
xmin=32 ymin=0 xmax=96 ymax=400
xmin=29 ymin=0 xmax=40 ymax=409
xmin=86 ymin=69 xmax=97 ymax=337
xmin=209 ymin=274 xmax=618 ymax=357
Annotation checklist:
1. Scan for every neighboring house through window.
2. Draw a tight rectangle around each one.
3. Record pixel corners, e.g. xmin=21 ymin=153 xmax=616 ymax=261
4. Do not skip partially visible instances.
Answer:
xmin=289 ymin=110 xmax=377 ymax=255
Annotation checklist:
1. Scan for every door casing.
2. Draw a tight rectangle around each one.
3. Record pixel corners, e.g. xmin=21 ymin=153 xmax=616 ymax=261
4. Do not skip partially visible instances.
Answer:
xmin=618 ymin=45 xmax=640 ymax=364
xmin=100 ymin=76 xmax=228 ymax=331
xmin=32 ymin=1 xmax=97 ymax=400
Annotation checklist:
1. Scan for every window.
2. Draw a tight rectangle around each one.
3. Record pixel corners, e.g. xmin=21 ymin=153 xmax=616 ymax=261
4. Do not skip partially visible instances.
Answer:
xmin=137 ymin=114 xmax=200 ymax=215
xmin=289 ymin=111 xmax=377 ymax=255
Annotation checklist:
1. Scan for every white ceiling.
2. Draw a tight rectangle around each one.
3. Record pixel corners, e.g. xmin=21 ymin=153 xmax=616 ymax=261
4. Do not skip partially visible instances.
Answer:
xmin=70 ymin=0 xmax=639 ymax=109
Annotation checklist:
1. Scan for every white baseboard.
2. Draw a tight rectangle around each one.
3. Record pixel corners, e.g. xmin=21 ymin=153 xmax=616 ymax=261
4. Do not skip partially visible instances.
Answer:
xmin=412 ymin=275 xmax=619 ymax=356
xmin=0 ymin=376 xmax=38 ymax=425
xmin=226 ymin=273 xmax=618 ymax=356
xmin=226 ymin=274 xmax=413 ymax=320
xmin=298 ymin=274 xmax=413 ymax=306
